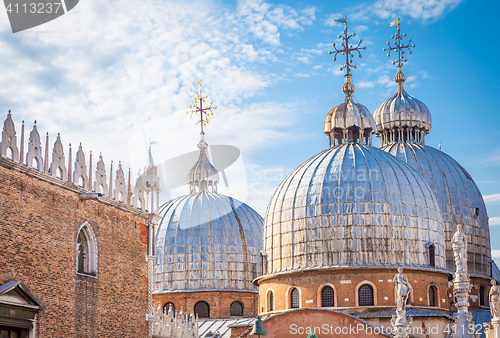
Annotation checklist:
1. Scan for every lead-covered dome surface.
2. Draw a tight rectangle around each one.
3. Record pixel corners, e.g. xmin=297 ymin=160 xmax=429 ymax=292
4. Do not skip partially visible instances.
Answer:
xmin=263 ymin=142 xmax=446 ymax=275
xmin=382 ymin=142 xmax=490 ymax=277
xmin=154 ymin=192 xmax=263 ymax=292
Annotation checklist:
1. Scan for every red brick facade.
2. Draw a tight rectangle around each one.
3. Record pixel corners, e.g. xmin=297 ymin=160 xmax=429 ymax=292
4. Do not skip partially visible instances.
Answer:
xmin=153 ymin=290 xmax=258 ymax=319
xmin=0 ymin=158 xmax=151 ymax=337
xmin=256 ymin=268 xmax=450 ymax=314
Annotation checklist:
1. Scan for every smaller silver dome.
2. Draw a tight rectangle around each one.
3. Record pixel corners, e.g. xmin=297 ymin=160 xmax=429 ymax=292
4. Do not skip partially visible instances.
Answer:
xmin=373 ymin=67 xmax=431 ymax=146
xmin=324 ymin=74 xmax=376 ymax=147
xmin=188 ymin=132 xmax=218 ymax=193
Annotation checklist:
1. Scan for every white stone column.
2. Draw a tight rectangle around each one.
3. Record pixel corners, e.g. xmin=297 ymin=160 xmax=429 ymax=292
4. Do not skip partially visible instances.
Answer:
xmin=452 ymin=224 xmax=477 ymax=338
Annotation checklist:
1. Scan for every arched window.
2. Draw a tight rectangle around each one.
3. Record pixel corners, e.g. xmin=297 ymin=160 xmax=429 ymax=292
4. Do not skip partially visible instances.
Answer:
xmin=194 ymin=301 xmax=210 ymax=318
xmin=76 ymin=222 xmax=97 ymax=276
xmin=480 ymin=286 xmax=486 ymax=306
xmin=230 ymin=301 xmax=244 ymax=317
xmin=321 ymin=286 xmax=335 ymax=307
xmin=268 ymin=291 xmax=274 ymax=312
xmin=428 ymin=244 xmax=435 ymax=267
xmin=358 ymin=284 xmax=374 ymax=306
xmin=429 ymin=285 xmax=437 ymax=307
xmin=290 ymin=288 xmax=299 ymax=309
xmin=163 ymin=302 xmax=175 ymax=316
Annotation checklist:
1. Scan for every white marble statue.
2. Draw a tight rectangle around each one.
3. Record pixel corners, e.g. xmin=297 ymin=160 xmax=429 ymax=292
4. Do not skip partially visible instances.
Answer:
xmin=452 ymin=224 xmax=467 ymax=274
xmin=394 ymin=267 xmax=411 ymax=313
xmin=490 ymin=279 xmax=500 ymax=320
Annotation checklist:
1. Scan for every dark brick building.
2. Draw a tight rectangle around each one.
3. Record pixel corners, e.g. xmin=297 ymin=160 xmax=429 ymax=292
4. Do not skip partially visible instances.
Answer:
xmin=0 ymin=112 xmax=159 ymax=338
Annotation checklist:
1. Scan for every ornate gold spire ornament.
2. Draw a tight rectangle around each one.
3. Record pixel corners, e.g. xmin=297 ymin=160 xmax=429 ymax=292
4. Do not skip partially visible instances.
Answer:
xmin=328 ymin=16 xmax=366 ymax=101
xmin=328 ymin=16 xmax=366 ymax=75
xmin=186 ymin=79 xmax=217 ymax=133
xmin=383 ymin=18 xmax=416 ymax=93
xmin=383 ymin=17 xmax=415 ymax=67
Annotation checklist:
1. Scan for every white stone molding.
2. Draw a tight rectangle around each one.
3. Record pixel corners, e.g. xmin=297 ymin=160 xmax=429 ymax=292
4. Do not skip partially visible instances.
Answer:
xmin=132 ymin=175 xmax=145 ymax=210
xmin=114 ymin=161 xmax=126 ymax=202
xmin=0 ymin=111 xmax=19 ymax=161
xmin=73 ymin=143 xmax=88 ymax=189
xmin=93 ymin=153 xmax=108 ymax=196
xmin=26 ymin=122 xmax=43 ymax=170
xmin=50 ymin=133 xmax=67 ymax=180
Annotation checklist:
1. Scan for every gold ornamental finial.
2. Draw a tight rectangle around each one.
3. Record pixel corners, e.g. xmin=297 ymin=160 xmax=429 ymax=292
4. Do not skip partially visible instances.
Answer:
xmin=383 ymin=18 xmax=415 ymax=67
xmin=328 ymin=16 xmax=366 ymax=75
xmin=186 ymin=79 xmax=217 ymax=133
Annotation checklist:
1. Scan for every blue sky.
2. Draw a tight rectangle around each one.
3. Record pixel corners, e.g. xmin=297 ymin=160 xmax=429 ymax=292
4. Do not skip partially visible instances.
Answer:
xmin=0 ymin=0 xmax=499 ymax=259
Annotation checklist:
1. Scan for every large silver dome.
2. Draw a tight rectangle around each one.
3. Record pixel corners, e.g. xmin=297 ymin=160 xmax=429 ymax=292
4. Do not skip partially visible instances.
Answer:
xmin=382 ymin=142 xmax=490 ymax=277
xmin=263 ymin=142 xmax=446 ymax=275
xmin=154 ymin=132 xmax=263 ymax=293
xmin=154 ymin=192 xmax=263 ymax=292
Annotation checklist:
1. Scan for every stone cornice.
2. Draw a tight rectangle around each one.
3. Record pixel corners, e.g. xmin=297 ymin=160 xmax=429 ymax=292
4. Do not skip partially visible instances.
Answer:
xmin=0 ymin=156 xmax=153 ymax=220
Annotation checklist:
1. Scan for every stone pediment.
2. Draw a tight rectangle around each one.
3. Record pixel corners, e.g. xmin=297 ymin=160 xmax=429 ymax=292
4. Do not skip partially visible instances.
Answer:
xmin=0 ymin=281 xmax=45 ymax=310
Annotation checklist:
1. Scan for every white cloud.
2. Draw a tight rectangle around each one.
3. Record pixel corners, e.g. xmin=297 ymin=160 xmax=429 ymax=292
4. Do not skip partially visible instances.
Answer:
xmin=492 ymin=250 xmax=500 ymax=259
xmin=0 ymin=0 xmax=310 ymax=201
xmin=324 ymin=13 xmax=344 ymax=27
xmin=300 ymin=48 xmax=322 ymax=55
xmin=490 ymin=217 xmax=500 ymax=226
xmin=485 ymin=194 xmax=500 ymax=204
xmin=296 ymin=56 xmax=311 ymax=64
xmin=351 ymin=0 xmax=464 ymax=21
xmin=358 ymin=81 xmax=375 ymax=88
xmin=354 ymin=25 xmax=368 ymax=33
xmin=327 ymin=67 xmax=344 ymax=76
xmin=236 ymin=0 xmax=315 ymax=46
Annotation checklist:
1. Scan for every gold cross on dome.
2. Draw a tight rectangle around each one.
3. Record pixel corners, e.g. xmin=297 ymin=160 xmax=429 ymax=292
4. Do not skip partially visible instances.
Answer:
xmin=328 ymin=16 xmax=366 ymax=75
xmin=186 ymin=80 xmax=217 ymax=133
xmin=383 ymin=18 xmax=416 ymax=67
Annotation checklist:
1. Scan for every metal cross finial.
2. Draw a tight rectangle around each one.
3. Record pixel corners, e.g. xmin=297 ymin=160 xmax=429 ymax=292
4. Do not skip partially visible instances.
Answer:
xmin=383 ymin=18 xmax=415 ymax=67
xmin=186 ymin=79 xmax=217 ymax=133
xmin=328 ymin=16 xmax=366 ymax=75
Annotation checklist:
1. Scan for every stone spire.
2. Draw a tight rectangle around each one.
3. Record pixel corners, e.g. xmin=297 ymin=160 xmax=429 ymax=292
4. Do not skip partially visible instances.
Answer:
xmin=94 ymin=153 xmax=108 ymax=196
xmin=26 ymin=121 xmax=43 ymax=171
xmin=139 ymin=145 xmax=161 ymax=212
xmin=73 ymin=143 xmax=88 ymax=188
xmin=49 ymin=133 xmax=67 ymax=180
xmin=0 ymin=110 xmax=19 ymax=161
xmin=323 ymin=17 xmax=375 ymax=147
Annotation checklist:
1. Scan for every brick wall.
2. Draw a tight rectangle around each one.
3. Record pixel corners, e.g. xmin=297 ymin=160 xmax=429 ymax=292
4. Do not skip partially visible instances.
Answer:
xmin=0 ymin=159 xmax=150 ymax=337
xmin=153 ymin=290 xmax=258 ymax=319
xmin=257 ymin=268 xmax=450 ymax=314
